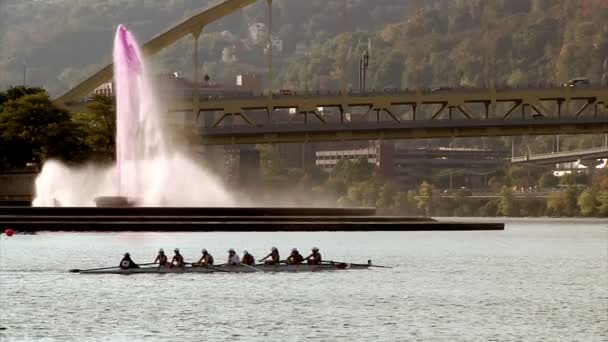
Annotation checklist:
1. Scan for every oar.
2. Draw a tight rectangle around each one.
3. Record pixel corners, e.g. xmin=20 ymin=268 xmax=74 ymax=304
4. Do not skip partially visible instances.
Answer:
xmin=323 ymin=261 xmax=392 ymax=269
xmin=187 ymin=262 xmax=232 ymax=273
xmin=240 ymin=263 xmax=263 ymax=272
xmin=69 ymin=262 xmax=156 ymax=273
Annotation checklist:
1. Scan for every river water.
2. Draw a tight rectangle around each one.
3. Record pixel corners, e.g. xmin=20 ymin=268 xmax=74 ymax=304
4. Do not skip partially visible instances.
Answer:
xmin=0 ymin=220 xmax=606 ymax=341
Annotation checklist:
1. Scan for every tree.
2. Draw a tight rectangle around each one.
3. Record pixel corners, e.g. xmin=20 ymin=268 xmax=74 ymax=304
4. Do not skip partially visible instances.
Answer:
xmin=499 ymin=186 xmax=519 ymax=216
xmin=73 ymin=94 xmax=116 ymax=161
xmin=546 ymin=185 xmax=581 ymax=217
xmin=578 ymin=188 xmax=599 ymax=217
xmin=392 ymin=191 xmax=418 ymax=216
xmin=0 ymin=91 xmax=89 ymax=169
xmin=415 ymin=181 xmax=435 ymax=216
xmin=376 ymin=182 xmax=397 ymax=214
xmin=597 ymin=190 xmax=608 ymax=217
xmin=539 ymin=172 xmax=559 ymax=189
xmin=331 ymin=158 xmax=374 ymax=187
xmin=374 ymin=50 xmax=404 ymax=88
xmin=0 ymin=86 xmax=45 ymax=110
xmin=256 ymin=144 xmax=284 ymax=179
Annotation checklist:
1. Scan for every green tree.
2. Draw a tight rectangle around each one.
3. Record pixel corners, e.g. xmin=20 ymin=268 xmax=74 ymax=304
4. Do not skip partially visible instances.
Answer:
xmin=0 ymin=86 xmax=45 ymax=110
xmin=499 ymin=186 xmax=519 ymax=216
xmin=0 ymin=91 xmax=89 ymax=169
xmin=546 ymin=186 xmax=581 ymax=217
xmin=73 ymin=94 xmax=116 ymax=161
xmin=597 ymin=190 xmax=608 ymax=217
xmin=415 ymin=181 xmax=435 ymax=216
xmin=376 ymin=182 xmax=397 ymax=214
xmin=256 ymin=144 xmax=284 ymax=179
xmin=332 ymin=158 xmax=374 ymax=186
xmin=539 ymin=172 xmax=559 ymax=189
xmin=578 ymin=188 xmax=599 ymax=217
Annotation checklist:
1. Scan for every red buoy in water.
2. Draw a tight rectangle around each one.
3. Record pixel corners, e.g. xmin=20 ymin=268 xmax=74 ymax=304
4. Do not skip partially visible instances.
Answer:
xmin=4 ymin=229 xmax=14 ymax=237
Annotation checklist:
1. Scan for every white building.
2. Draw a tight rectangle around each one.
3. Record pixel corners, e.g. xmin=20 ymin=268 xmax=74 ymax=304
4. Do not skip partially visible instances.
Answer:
xmin=249 ymin=23 xmax=267 ymax=45
xmin=316 ymin=146 xmax=379 ymax=171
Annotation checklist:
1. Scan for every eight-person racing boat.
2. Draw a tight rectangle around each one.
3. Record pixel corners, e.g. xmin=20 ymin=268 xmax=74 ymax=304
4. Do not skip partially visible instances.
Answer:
xmin=74 ymin=261 xmax=374 ymax=274
xmin=69 ymin=247 xmax=388 ymax=274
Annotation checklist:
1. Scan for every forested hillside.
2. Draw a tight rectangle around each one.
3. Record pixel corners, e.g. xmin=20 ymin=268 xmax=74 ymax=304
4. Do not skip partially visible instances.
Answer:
xmin=3 ymin=0 xmax=607 ymax=97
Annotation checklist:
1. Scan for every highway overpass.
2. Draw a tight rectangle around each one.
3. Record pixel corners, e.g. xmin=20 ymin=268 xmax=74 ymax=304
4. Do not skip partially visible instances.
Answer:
xmin=511 ymin=146 xmax=608 ymax=165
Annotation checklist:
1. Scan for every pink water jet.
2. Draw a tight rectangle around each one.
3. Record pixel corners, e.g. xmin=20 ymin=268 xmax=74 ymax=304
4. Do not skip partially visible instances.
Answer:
xmin=32 ymin=25 xmax=234 ymax=207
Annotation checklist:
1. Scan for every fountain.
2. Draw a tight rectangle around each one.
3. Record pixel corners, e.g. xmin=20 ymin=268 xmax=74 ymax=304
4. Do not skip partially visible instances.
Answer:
xmin=33 ymin=25 xmax=235 ymax=207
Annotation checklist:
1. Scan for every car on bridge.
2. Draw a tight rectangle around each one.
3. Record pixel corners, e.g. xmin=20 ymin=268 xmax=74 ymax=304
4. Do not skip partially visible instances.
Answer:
xmin=563 ymin=77 xmax=590 ymax=88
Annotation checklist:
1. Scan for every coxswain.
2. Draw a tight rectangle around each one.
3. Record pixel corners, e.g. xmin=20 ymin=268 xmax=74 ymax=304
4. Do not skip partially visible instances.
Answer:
xmin=119 ymin=253 xmax=139 ymax=269
xmin=172 ymin=248 xmax=185 ymax=267
xmin=286 ymin=248 xmax=304 ymax=265
xmin=241 ymin=250 xmax=255 ymax=266
xmin=227 ymin=248 xmax=240 ymax=266
xmin=196 ymin=249 xmax=214 ymax=266
xmin=154 ymin=249 xmax=169 ymax=267
xmin=304 ymin=247 xmax=322 ymax=265
xmin=260 ymin=247 xmax=280 ymax=265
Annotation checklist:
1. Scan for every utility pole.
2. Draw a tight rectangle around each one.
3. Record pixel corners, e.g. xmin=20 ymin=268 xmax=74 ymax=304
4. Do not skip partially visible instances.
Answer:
xmin=267 ymin=0 xmax=273 ymax=97
xmin=304 ymin=52 xmax=310 ymax=92
xmin=340 ymin=0 xmax=347 ymax=95
xmin=22 ymin=61 xmax=27 ymax=87
xmin=362 ymin=50 xmax=369 ymax=92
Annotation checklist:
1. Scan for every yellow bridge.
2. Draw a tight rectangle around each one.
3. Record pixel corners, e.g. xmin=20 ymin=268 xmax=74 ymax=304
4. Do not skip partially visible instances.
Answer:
xmin=184 ymin=86 xmax=608 ymax=144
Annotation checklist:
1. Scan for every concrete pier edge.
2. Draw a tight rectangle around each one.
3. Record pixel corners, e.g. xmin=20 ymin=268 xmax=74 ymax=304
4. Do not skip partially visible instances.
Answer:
xmin=0 ymin=207 xmax=504 ymax=232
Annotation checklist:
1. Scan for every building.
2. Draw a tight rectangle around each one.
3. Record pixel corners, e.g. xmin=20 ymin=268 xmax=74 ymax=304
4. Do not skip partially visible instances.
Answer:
xmin=92 ymin=82 xmax=113 ymax=96
xmin=315 ymin=142 xmax=508 ymax=190
xmin=236 ymin=73 xmax=262 ymax=93
xmin=270 ymin=36 xmax=283 ymax=53
xmin=249 ymin=23 xmax=267 ymax=45
xmin=316 ymin=146 xmax=379 ymax=170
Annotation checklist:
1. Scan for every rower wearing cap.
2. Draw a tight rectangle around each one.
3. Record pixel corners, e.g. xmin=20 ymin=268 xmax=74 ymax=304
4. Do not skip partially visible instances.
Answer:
xmin=195 ymin=249 xmax=214 ymax=266
xmin=260 ymin=247 xmax=280 ymax=265
xmin=171 ymin=248 xmax=185 ymax=267
xmin=304 ymin=247 xmax=322 ymax=265
xmin=119 ymin=253 xmax=140 ymax=269
xmin=241 ymin=250 xmax=255 ymax=266
xmin=286 ymin=248 xmax=304 ymax=265
xmin=154 ymin=249 xmax=169 ymax=267
xmin=227 ymin=249 xmax=240 ymax=266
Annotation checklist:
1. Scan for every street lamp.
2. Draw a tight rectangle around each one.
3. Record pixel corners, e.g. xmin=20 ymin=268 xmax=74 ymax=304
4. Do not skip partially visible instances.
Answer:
xmin=304 ymin=52 xmax=311 ymax=92
xmin=22 ymin=60 xmax=27 ymax=87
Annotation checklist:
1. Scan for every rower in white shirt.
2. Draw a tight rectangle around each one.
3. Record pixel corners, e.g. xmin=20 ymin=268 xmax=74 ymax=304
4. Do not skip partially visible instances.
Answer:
xmin=227 ymin=248 xmax=240 ymax=265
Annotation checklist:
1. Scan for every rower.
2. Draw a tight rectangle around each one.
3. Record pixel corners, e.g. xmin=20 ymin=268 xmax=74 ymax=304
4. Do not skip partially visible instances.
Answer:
xmin=304 ymin=247 xmax=322 ymax=265
xmin=286 ymin=248 xmax=304 ymax=265
xmin=241 ymin=250 xmax=255 ymax=266
xmin=171 ymin=248 xmax=185 ymax=267
xmin=195 ymin=249 xmax=214 ymax=266
xmin=227 ymin=249 xmax=240 ymax=266
xmin=260 ymin=247 xmax=280 ymax=265
xmin=154 ymin=249 xmax=169 ymax=267
xmin=119 ymin=253 xmax=140 ymax=269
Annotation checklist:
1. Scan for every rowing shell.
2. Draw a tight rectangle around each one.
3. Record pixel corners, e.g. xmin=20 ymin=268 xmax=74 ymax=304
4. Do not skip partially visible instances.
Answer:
xmin=78 ymin=263 xmax=371 ymax=274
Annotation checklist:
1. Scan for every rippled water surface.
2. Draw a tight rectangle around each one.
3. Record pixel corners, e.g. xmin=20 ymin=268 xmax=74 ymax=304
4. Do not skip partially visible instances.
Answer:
xmin=0 ymin=220 xmax=607 ymax=341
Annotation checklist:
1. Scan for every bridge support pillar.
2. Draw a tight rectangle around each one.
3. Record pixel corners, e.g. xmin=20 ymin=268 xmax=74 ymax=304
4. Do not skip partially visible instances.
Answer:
xmin=192 ymin=27 xmax=204 ymax=121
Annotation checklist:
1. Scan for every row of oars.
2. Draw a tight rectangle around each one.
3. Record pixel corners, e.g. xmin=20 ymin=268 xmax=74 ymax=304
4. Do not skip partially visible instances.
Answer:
xmin=69 ymin=260 xmax=390 ymax=273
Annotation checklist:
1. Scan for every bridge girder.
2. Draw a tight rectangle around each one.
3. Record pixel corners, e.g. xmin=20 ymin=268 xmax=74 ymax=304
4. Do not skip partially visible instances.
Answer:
xmin=167 ymin=86 xmax=608 ymax=144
